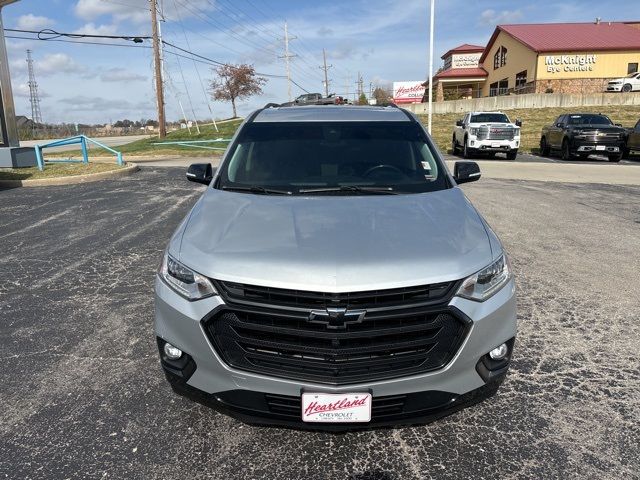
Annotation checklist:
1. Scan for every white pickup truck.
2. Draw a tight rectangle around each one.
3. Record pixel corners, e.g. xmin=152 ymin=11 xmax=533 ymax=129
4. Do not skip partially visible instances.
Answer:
xmin=452 ymin=111 xmax=521 ymax=159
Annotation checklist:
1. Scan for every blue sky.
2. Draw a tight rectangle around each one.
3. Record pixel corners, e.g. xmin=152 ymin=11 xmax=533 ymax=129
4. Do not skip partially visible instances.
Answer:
xmin=3 ymin=0 xmax=640 ymax=124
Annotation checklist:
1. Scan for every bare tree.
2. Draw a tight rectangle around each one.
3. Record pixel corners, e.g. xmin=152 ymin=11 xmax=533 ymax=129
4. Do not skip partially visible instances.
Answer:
xmin=373 ymin=86 xmax=392 ymax=105
xmin=209 ymin=64 xmax=267 ymax=118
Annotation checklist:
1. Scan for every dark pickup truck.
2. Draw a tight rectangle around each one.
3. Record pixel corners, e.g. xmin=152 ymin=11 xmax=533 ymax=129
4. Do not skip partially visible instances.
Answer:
xmin=540 ymin=113 xmax=626 ymax=162
xmin=624 ymin=118 xmax=640 ymax=158
xmin=294 ymin=93 xmax=344 ymax=105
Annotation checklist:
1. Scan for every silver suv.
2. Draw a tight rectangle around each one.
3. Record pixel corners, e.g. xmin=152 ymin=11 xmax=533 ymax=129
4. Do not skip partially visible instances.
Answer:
xmin=155 ymin=105 xmax=517 ymax=430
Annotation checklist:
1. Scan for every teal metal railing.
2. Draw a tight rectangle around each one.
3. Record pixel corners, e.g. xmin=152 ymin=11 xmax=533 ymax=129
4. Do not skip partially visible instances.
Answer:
xmin=34 ymin=135 xmax=124 ymax=171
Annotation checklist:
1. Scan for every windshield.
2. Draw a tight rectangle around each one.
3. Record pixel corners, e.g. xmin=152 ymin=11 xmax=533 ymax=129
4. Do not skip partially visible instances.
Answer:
xmin=567 ymin=115 xmax=613 ymax=126
xmin=217 ymin=122 xmax=448 ymax=195
xmin=470 ymin=113 xmax=510 ymax=123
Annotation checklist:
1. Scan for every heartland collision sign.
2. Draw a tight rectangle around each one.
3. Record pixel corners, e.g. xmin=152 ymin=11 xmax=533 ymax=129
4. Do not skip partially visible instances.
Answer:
xmin=393 ymin=81 xmax=426 ymax=104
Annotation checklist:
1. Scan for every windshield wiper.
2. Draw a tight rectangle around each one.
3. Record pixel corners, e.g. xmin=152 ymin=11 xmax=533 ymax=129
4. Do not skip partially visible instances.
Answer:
xmin=221 ymin=185 xmax=292 ymax=195
xmin=298 ymin=185 xmax=399 ymax=195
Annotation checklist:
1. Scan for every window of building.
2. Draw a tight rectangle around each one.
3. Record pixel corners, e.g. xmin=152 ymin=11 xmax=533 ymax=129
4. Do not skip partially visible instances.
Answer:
xmin=628 ymin=63 xmax=639 ymax=75
xmin=515 ymin=70 xmax=527 ymax=90
xmin=489 ymin=79 xmax=509 ymax=97
xmin=493 ymin=46 xmax=508 ymax=70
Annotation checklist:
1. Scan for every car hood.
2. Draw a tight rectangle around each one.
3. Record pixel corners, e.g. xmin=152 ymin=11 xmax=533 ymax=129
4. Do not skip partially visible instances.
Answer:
xmin=175 ymin=187 xmax=496 ymax=292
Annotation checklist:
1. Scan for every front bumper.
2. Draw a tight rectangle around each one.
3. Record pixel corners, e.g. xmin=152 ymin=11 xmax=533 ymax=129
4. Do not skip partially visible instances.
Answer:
xmin=154 ymin=276 xmax=517 ymax=428
xmin=571 ymin=139 xmax=624 ymax=153
xmin=606 ymin=85 xmax=623 ymax=92
xmin=468 ymin=137 xmax=519 ymax=151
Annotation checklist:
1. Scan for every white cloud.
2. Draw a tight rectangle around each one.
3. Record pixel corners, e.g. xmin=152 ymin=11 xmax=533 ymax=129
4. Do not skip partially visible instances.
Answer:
xmin=16 ymin=14 xmax=55 ymax=30
xmin=478 ymin=9 xmax=524 ymax=26
xmin=74 ymin=0 xmax=213 ymax=25
xmin=13 ymin=83 xmax=50 ymax=98
xmin=12 ymin=53 xmax=92 ymax=78
xmin=100 ymin=67 xmax=146 ymax=82
xmin=72 ymin=22 xmax=119 ymax=37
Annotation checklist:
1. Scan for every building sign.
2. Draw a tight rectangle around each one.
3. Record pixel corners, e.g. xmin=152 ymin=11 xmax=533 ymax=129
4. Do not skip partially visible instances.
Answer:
xmin=545 ymin=54 xmax=597 ymax=73
xmin=393 ymin=81 xmax=425 ymax=104
xmin=451 ymin=52 xmax=482 ymax=69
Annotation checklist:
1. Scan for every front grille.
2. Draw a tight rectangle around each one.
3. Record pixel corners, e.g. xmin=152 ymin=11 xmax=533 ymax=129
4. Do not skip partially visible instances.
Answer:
xmin=214 ymin=280 xmax=456 ymax=311
xmin=265 ymin=393 xmax=407 ymax=418
xmin=203 ymin=282 xmax=468 ymax=385
xmin=483 ymin=126 xmax=514 ymax=140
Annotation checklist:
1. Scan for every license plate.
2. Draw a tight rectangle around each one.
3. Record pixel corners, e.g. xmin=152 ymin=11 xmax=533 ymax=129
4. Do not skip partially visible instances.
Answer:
xmin=491 ymin=142 xmax=501 ymax=148
xmin=301 ymin=392 xmax=372 ymax=423
xmin=596 ymin=145 xmax=606 ymax=151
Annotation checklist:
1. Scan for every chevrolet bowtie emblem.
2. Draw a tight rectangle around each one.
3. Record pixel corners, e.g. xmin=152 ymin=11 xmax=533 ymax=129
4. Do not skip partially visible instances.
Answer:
xmin=308 ymin=307 xmax=367 ymax=330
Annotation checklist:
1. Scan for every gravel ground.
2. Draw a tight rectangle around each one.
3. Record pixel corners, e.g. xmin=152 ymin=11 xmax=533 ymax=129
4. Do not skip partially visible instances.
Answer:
xmin=1 ymin=167 xmax=639 ymax=479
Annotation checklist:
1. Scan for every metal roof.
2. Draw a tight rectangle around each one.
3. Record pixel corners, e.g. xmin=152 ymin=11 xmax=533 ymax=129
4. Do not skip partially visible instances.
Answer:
xmin=441 ymin=44 xmax=485 ymax=60
xmin=480 ymin=22 xmax=640 ymax=62
xmin=253 ymin=105 xmax=411 ymax=123
xmin=435 ymin=67 xmax=488 ymax=80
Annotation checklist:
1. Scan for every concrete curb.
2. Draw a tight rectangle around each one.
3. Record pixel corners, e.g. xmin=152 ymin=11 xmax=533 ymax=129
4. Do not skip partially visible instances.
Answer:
xmin=0 ymin=163 xmax=139 ymax=188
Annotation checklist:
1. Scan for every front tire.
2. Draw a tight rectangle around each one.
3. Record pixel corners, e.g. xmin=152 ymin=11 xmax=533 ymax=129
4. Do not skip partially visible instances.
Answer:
xmin=463 ymin=138 xmax=474 ymax=159
xmin=506 ymin=150 xmax=518 ymax=160
xmin=622 ymin=83 xmax=633 ymax=93
xmin=608 ymin=153 xmax=623 ymax=162
xmin=452 ymin=135 xmax=459 ymax=155
xmin=561 ymin=139 xmax=573 ymax=160
xmin=540 ymin=136 xmax=550 ymax=156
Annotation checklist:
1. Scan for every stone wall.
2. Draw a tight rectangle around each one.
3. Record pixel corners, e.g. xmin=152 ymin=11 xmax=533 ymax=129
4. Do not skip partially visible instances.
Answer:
xmin=403 ymin=91 xmax=640 ymax=115
xmin=534 ymin=78 xmax=613 ymax=95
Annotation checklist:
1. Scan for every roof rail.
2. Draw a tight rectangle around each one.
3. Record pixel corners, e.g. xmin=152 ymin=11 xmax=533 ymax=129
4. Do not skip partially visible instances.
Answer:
xmin=263 ymin=102 xmax=281 ymax=108
xmin=376 ymin=102 xmax=399 ymax=108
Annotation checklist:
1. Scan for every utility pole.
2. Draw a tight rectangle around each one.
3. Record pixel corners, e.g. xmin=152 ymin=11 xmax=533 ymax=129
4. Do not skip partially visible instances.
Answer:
xmin=150 ymin=0 xmax=166 ymax=137
xmin=343 ymin=73 xmax=350 ymax=103
xmin=355 ymin=72 xmax=364 ymax=103
xmin=279 ymin=22 xmax=297 ymax=102
xmin=26 ymin=49 xmax=42 ymax=128
xmin=320 ymin=48 xmax=332 ymax=97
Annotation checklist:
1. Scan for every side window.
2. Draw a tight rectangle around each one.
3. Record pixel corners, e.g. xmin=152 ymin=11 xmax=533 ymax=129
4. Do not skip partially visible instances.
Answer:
xmin=556 ymin=116 xmax=565 ymax=126
xmin=635 ymin=120 xmax=640 ymax=132
xmin=464 ymin=114 xmax=470 ymax=125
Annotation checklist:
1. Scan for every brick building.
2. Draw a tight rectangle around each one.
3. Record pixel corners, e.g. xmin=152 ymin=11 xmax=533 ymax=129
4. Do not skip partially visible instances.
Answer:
xmin=427 ymin=21 xmax=640 ymax=101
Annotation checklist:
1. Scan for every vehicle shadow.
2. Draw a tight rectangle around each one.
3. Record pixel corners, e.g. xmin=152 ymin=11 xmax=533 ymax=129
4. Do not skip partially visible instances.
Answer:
xmin=348 ymin=469 xmax=396 ymax=480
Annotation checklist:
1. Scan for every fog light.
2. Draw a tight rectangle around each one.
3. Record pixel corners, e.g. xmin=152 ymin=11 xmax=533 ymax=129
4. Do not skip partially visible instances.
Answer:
xmin=489 ymin=343 xmax=508 ymax=360
xmin=163 ymin=342 xmax=183 ymax=360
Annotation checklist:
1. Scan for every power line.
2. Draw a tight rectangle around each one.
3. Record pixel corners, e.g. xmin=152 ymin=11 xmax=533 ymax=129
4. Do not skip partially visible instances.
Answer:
xmin=4 ymin=34 xmax=151 ymax=48
xmin=171 ymin=0 xmax=217 ymax=130
xmin=5 ymin=27 xmax=150 ymax=42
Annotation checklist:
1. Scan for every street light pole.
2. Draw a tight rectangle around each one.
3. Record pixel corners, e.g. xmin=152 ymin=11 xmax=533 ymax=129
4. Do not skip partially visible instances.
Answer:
xmin=428 ymin=0 xmax=435 ymax=135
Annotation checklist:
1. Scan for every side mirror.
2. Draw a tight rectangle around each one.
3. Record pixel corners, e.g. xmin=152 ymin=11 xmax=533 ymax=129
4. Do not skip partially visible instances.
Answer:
xmin=186 ymin=163 xmax=212 ymax=185
xmin=454 ymin=161 xmax=481 ymax=184
xmin=615 ymin=123 xmax=623 ymax=127
xmin=556 ymin=123 xmax=563 ymax=128
xmin=456 ymin=119 xmax=464 ymax=127
xmin=515 ymin=119 xmax=522 ymax=127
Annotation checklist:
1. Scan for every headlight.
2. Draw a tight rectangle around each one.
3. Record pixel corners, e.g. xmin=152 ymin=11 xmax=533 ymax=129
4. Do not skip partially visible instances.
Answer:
xmin=456 ymin=254 xmax=512 ymax=301
xmin=469 ymin=127 xmax=478 ymax=135
xmin=513 ymin=128 xmax=520 ymax=136
xmin=159 ymin=252 xmax=217 ymax=300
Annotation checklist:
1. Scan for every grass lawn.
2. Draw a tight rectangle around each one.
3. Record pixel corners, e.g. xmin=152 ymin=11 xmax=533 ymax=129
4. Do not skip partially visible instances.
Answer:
xmin=0 ymin=162 xmax=125 ymax=181
xmin=418 ymin=105 xmax=640 ymax=154
xmin=50 ymin=119 xmax=243 ymax=159
xmin=46 ymin=107 xmax=640 ymax=160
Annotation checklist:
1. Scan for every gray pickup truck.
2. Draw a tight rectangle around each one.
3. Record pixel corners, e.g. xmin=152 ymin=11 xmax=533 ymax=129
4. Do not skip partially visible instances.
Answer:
xmin=294 ymin=93 xmax=344 ymax=105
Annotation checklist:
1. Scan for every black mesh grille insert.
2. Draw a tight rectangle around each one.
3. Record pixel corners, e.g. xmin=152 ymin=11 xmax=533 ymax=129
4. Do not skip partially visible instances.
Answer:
xmin=203 ymin=303 xmax=468 ymax=385
xmin=214 ymin=280 xmax=457 ymax=310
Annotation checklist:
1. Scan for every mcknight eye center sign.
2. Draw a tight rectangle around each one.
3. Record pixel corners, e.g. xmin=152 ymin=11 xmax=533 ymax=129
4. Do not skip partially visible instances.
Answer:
xmin=545 ymin=54 xmax=597 ymax=73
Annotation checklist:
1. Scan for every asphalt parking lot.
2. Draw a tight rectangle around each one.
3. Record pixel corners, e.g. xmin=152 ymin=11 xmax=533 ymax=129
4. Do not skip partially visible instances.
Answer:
xmin=1 ymin=167 xmax=639 ymax=479
xmin=442 ymin=151 xmax=640 ymax=165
